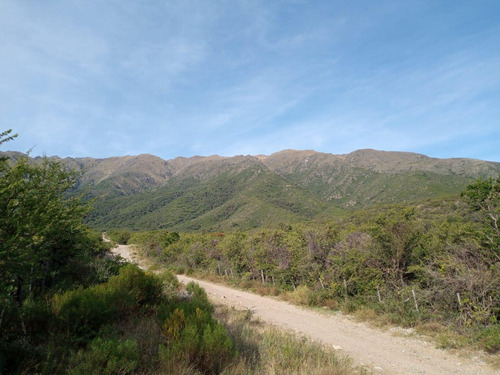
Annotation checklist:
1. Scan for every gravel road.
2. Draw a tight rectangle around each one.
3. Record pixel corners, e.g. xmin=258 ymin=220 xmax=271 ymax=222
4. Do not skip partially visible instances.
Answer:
xmin=112 ymin=243 xmax=498 ymax=375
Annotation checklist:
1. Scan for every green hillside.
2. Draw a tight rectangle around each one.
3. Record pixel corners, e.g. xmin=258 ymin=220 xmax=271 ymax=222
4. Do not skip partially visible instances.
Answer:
xmin=3 ymin=149 xmax=499 ymax=231
xmin=86 ymin=162 xmax=334 ymax=231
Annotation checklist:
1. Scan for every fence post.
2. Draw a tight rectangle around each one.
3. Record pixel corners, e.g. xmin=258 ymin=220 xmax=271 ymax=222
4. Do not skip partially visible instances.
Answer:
xmin=319 ymin=277 xmax=325 ymax=289
xmin=412 ymin=289 xmax=419 ymax=313
xmin=376 ymin=287 xmax=382 ymax=303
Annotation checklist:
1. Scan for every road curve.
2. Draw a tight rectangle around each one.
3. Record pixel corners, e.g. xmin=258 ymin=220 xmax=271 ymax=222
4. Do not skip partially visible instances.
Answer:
xmin=177 ymin=275 xmax=498 ymax=375
xmin=112 ymin=243 xmax=498 ymax=375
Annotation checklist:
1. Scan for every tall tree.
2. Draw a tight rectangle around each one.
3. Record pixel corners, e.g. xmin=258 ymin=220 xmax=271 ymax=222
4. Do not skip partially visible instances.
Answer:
xmin=0 ymin=131 xmax=97 ymax=305
xmin=462 ymin=176 xmax=500 ymax=261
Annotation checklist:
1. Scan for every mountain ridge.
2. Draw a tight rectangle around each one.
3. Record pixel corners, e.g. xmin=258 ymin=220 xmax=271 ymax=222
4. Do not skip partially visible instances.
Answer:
xmin=3 ymin=149 xmax=499 ymax=231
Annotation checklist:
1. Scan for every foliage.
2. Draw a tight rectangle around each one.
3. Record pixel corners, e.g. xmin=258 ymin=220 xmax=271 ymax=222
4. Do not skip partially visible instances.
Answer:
xmin=158 ymin=281 xmax=235 ymax=374
xmin=0 ymin=154 xmax=106 ymax=305
xmin=462 ymin=176 xmax=500 ymax=259
xmin=134 ymin=180 xmax=500 ymax=353
xmin=67 ymin=338 xmax=139 ymax=375
xmin=107 ymin=229 xmax=132 ymax=244
xmin=51 ymin=265 xmax=163 ymax=340
xmin=83 ymin=163 xmax=334 ymax=231
xmin=158 ymin=269 xmax=181 ymax=295
xmin=0 ymin=130 xmax=17 ymax=161
xmin=0 ymin=131 xmax=126 ymax=373
xmin=0 ymin=130 xmax=363 ymax=374
xmin=217 ymin=306 xmax=360 ymax=375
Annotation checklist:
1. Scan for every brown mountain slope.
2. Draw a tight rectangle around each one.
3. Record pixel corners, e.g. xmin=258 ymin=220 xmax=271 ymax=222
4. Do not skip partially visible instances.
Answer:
xmin=2 ymin=149 xmax=499 ymax=229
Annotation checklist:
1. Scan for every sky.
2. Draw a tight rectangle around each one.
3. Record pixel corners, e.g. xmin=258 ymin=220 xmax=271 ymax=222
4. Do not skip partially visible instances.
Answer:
xmin=1 ymin=1 xmax=499 ymax=162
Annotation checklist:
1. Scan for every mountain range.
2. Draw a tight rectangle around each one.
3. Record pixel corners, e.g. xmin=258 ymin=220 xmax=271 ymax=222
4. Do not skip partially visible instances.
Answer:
xmin=4 ymin=149 xmax=500 ymax=231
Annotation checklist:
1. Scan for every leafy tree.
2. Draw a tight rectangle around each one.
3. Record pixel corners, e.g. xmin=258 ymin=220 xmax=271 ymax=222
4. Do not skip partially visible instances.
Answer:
xmin=0 ymin=130 xmax=17 ymax=172
xmin=462 ymin=176 xmax=500 ymax=260
xmin=369 ymin=208 xmax=423 ymax=289
xmin=218 ymin=231 xmax=249 ymax=274
xmin=0 ymin=129 xmax=17 ymax=150
xmin=0 ymin=131 xmax=102 ymax=306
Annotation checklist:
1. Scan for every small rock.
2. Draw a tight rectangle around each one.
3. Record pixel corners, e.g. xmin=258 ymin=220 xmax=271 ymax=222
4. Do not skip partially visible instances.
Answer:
xmin=332 ymin=345 xmax=343 ymax=350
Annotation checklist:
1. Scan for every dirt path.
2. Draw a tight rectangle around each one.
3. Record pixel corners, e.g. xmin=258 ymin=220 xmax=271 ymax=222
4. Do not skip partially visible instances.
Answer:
xmin=111 ymin=244 xmax=138 ymax=263
xmin=112 ymin=243 xmax=498 ymax=375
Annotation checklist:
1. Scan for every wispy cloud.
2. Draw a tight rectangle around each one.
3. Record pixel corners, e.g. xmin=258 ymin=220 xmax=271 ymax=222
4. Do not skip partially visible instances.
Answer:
xmin=1 ymin=0 xmax=499 ymax=161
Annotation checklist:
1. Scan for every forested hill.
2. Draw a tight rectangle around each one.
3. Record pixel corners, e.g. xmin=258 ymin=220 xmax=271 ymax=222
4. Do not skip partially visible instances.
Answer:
xmin=3 ymin=149 xmax=500 ymax=231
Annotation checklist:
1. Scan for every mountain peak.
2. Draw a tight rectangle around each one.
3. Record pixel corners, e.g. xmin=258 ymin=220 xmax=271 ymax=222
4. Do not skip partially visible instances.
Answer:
xmin=2 ymin=149 xmax=499 ymax=231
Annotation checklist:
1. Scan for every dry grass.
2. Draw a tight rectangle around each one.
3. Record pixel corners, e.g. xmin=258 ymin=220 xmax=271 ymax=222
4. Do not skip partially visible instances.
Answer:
xmin=353 ymin=308 xmax=378 ymax=322
xmin=214 ymin=305 xmax=369 ymax=375
xmin=281 ymin=285 xmax=312 ymax=306
xmin=415 ymin=321 xmax=447 ymax=336
xmin=322 ymin=298 xmax=339 ymax=310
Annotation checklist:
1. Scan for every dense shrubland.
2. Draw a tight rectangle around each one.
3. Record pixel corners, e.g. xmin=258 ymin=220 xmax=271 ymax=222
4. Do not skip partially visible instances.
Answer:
xmin=1 ymin=130 xmax=356 ymax=374
xmin=129 ymin=178 xmax=500 ymax=353
xmin=2 ymin=128 xmax=498 ymax=372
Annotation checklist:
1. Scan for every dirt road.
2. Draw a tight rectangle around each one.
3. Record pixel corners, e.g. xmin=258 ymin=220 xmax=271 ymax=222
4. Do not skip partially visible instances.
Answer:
xmin=112 ymin=243 xmax=498 ymax=375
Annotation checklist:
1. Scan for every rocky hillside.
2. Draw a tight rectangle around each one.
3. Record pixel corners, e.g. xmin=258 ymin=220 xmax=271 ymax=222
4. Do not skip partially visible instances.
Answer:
xmin=3 ymin=149 xmax=499 ymax=230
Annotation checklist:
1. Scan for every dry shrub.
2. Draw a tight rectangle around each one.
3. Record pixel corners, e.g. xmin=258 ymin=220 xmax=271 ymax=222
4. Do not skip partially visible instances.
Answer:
xmin=415 ymin=322 xmax=446 ymax=336
xmin=323 ymin=299 xmax=339 ymax=310
xmin=282 ymin=285 xmax=312 ymax=306
xmin=354 ymin=308 xmax=378 ymax=322
xmin=255 ymin=286 xmax=268 ymax=296
xmin=239 ymin=279 xmax=253 ymax=289
xmin=255 ymin=285 xmax=280 ymax=296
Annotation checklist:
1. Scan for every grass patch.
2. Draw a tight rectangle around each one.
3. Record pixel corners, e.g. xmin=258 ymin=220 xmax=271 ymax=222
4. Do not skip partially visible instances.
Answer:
xmin=215 ymin=306 xmax=367 ymax=375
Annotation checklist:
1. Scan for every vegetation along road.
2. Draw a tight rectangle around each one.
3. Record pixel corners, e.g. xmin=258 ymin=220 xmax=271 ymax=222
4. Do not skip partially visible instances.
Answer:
xmin=115 ymin=244 xmax=498 ymax=375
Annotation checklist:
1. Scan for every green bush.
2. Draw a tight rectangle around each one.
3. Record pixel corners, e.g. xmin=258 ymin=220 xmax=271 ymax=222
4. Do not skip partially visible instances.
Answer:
xmin=477 ymin=325 xmax=500 ymax=353
xmin=106 ymin=264 xmax=164 ymax=306
xmin=160 ymin=307 xmax=236 ymax=374
xmin=158 ymin=270 xmax=180 ymax=296
xmin=0 ymin=340 xmax=31 ymax=375
xmin=284 ymin=285 xmax=313 ymax=306
xmin=52 ymin=265 xmax=163 ymax=340
xmin=52 ymin=285 xmax=116 ymax=340
xmin=159 ymin=283 xmax=236 ymax=374
xmin=200 ymin=323 xmax=235 ymax=373
xmin=22 ymin=295 xmax=54 ymax=340
xmin=107 ymin=230 xmax=132 ymax=245
xmin=68 ymin=338 xmax=139 ymax=375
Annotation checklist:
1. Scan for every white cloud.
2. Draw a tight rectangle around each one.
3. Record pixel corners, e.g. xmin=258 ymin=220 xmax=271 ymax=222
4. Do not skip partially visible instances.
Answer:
xmin=1 ymin=0 xmax=499 ymax=161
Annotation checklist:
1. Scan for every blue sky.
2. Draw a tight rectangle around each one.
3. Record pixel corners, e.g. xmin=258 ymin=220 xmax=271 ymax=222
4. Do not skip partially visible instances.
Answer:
xmin=1 ymin=1 xmax=499 ymax=161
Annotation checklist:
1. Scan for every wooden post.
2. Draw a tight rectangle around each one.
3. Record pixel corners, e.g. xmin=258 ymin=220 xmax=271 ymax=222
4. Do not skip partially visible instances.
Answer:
xmin=224 ymin=269 xmax=228 ymax=278
xmin=319 ymin=277 xmax=325 ymax=289
xmin=217 ymin=263 xmax=221 ymax=275
xmin=456 ymin=292 xmax=462 ymax=308
xmin=377 ymin=287 xmax=382 ymax=303
xmin=261 ymin=269 xmax=265 ymax=285
xmin=412 ymin=289 xmax=419 ymax=313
